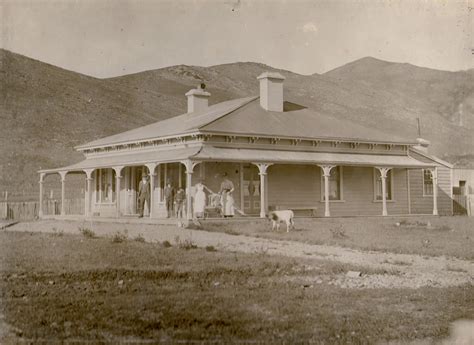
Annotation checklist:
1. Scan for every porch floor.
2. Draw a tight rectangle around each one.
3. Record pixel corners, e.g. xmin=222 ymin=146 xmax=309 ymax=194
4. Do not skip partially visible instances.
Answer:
xmin=40 ymin=214 xmax=262 ymax=225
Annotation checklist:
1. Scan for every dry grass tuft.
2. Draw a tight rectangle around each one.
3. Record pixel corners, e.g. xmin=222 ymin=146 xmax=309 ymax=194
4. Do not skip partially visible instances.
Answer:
xmin=78 ymin=226 xmax=96 ymax=239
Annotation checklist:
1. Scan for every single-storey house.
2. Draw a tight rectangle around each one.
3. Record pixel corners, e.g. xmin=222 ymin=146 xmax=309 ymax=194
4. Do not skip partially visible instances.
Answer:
xmin=38 ymin=72 xmax=453 ymax=220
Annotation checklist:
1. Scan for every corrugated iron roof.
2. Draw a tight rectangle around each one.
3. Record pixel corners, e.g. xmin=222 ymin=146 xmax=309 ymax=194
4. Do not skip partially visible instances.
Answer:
xmin=201 ymin=100 xmax=415 ymax=144
xmin=76 ymin=97 xmax=257 ymax=149
xmin=77 ymin=95 xmax=417 ymax=150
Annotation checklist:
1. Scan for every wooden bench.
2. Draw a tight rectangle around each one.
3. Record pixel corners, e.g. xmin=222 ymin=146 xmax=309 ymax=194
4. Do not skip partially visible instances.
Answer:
xmin=271 ymin=205 xmax=318 ymax=217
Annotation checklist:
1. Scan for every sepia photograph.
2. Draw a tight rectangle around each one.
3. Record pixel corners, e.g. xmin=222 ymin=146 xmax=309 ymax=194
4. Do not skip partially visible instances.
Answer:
xmin=0 ymin=0 xmax=473 ymax=343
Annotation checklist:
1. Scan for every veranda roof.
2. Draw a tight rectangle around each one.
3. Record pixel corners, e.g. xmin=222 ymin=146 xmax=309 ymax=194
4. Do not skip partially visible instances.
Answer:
xmin=193 ymin=147 xmax=436 ymax=168
xmin=39 ymin=147 xmax=202 ymax=173
xmin=40 ymin=145 xmax=435 ymax=174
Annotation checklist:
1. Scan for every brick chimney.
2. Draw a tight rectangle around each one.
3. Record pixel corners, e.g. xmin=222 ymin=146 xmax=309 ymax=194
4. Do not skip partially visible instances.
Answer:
xmin=185 ymin=83 xmax=211 ymax=113
xmin=257 ymin=72 xmax=285 ymax=112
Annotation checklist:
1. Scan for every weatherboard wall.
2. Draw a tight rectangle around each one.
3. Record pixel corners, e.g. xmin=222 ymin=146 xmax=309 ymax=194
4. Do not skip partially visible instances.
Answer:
xmin=408 ymin=168 xmax=452 ymax=216
xmin=85 ymin=161 xmax=451 ymax=218
xmin=408 ymin=150 xmax=452 ymax=216
xmin=266 ymin=165 xmax=411 ymax=217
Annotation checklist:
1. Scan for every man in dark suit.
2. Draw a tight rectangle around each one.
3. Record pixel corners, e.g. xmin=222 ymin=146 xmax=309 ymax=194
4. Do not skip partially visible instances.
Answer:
xmin=163 ymin=179 xmax=175 ymax=218
xmin=138 ymin=173 xmax=150 ymax=217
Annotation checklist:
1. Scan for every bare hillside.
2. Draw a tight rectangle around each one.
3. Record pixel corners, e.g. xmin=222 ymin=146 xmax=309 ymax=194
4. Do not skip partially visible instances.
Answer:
xmin=1 ymin=50 xmax=472 ymax=193
xmin=324 ymin=56 xmax=474 ymax=145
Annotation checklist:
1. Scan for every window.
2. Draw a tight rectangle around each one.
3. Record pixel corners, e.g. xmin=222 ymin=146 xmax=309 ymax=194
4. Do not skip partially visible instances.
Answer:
xmin=95 ymin=168 xmax=116 ymax=203
xmin=423 ymin=169 xmax=433 ymax=196
xmin=321 ymin=166 xmax=343 ymax=201
xmin=374 ymin=169 xmax=393 ymax=201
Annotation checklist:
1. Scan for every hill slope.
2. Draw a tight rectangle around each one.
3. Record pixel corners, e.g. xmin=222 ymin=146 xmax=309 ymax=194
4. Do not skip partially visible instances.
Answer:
xmin=324 ymin=56 xmax=474 ymax=136
xmin=0 ymin=50 xmax=239 ymax=192
xmin=1 ymin=50 xmax=473 ymax=193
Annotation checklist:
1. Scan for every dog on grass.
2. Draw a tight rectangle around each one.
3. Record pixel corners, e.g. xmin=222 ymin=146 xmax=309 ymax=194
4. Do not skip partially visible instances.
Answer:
xmin=267 ymin=210 xmax=294 ymax=232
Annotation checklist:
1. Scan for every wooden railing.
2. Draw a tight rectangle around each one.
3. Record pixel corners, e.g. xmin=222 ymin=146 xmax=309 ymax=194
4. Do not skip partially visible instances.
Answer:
xmin=0 ymin=199 xmax=85 ymax=220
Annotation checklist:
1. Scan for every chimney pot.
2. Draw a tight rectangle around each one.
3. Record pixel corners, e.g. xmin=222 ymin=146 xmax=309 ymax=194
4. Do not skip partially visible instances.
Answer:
xmin=414 ymin=137 xmax=430 ymax=153
xmin=257 ymin=72 xmax=285 ymax=112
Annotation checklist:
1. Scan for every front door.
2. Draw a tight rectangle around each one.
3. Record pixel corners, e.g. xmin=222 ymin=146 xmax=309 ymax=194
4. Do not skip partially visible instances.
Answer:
xmin=243 ymin=164 xmax=260 ymax=215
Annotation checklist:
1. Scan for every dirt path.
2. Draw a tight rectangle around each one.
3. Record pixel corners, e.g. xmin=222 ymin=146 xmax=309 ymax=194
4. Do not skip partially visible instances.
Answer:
xmin=5 ymin=220 xmax=474 ymax=289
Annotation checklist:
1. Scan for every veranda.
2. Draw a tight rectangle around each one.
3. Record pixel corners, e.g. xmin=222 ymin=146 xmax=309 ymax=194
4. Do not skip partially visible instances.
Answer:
xmin=38 ymin=159 xmax=442 ymax=221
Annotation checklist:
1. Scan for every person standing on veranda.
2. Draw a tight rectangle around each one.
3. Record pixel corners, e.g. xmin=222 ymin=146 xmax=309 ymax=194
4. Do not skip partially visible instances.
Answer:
xmin=193 ymin=180 xmax=211 ymax=219
xmin=137 ymin=173 xmax=150 ymax=218
xmin=174 ymin=187 xmax=186 ymax=219
xmin=163 ymin=179 xmax=175 ymax=218
xmin=219 ymin=172 xmax=235 ymax=217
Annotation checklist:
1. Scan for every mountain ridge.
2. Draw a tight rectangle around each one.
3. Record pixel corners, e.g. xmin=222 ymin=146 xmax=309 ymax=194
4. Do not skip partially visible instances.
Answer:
xmin=1 ymin=49 xmax=472 ymax=193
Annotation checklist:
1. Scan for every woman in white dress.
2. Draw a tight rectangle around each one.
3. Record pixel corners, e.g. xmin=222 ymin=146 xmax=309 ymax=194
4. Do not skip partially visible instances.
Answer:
xmin=222 ymin=192 xmax=235 ymax=217
xmin=193 ymin=181 xmax=208 ymax=218
xmin=219 ymin=173 xmax=235 ymax=217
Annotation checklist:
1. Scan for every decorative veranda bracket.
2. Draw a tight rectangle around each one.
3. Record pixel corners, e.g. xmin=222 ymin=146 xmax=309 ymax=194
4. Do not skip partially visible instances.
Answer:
xmin=427 ymin=167 xmax=438 ymax=180
xmin=58 ymin=171 xmax=68 ymax=182
xmin=318 ymin=165 xmax=335 ymax=177
xmin=113 ymin=166 xmax=125 ymax=178
xmin=252 ymin=163 xmax=273 ymax=175
xmin=144 ymin=163 xmax=157 ymax=176
xmin=180 ymin=160 xmax=200 ymax=174
xmin=83 ymin=169 xmax=95 ymax=180
xmin=375 ymin=166 xmax=392 ymax=178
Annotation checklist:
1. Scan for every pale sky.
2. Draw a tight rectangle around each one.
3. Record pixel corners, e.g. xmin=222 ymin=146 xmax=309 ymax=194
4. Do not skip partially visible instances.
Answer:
xmin=1 ymin=0 xmax=472 ymax=78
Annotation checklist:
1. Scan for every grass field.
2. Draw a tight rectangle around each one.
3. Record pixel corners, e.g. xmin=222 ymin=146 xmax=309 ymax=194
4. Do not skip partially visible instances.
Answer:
xmin=203 ymin=216 xmax=474 ymax=260
xmin=0 ymin=230 xmax=472 ymax=344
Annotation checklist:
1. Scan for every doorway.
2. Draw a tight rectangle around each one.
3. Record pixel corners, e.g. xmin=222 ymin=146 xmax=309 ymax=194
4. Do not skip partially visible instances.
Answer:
xmin=242 ymin=164 xmax=260 ymax=215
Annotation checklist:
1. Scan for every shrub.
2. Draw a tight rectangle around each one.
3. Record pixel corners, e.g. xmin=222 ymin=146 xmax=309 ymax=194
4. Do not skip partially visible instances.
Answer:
xmin=330 ymin=225 xmax=347 ymax=239
xmin=224 ymin=229 xmax=240 ymax=236
xmin=134 ymin=234 xmax=146 ymax=243
xmin=435 ymin=225 xmax=452 ymax=232
xmin=51 ymin=227 xmax=64 ymax=237
xmin=446 ymin=265 xmax=468 ymax=273
xmin=112 ymin=230 xmax=128 ymax=243
xmin=78 ymin=227 xmax=96 ymax=239
xmin=205 ymin=245 xmax=217 ymax=252
xmin=382 ymin=259 xmax=412 ymax=266
xmin=174 ymin=236 xmax=197 ymax=250
xmin=421 ymin=239 xmax=432 ymax=248
xmin=162 ymin=240 xmax=172 ymax=248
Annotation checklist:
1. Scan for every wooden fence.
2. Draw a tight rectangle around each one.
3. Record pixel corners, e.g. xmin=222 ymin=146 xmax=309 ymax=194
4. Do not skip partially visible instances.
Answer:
xmin=0 ymin=199 xmax=85 ymax=220
xmin=453 ymin=195 xmax=472 ymax=216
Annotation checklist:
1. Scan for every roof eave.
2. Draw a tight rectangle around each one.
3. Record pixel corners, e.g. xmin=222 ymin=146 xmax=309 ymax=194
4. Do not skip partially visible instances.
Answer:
xmin=75 ymin=129 xmax=201 ymax=151
xmin=198 ymin=129 xmax=418 ymax=146
xmin=409 ymin=148 xmax=454 ymax=168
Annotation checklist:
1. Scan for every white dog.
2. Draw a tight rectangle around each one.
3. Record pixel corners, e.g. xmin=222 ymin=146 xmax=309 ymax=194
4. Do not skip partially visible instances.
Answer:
xmin=267 ymin=210 xmax=294 ymax=232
